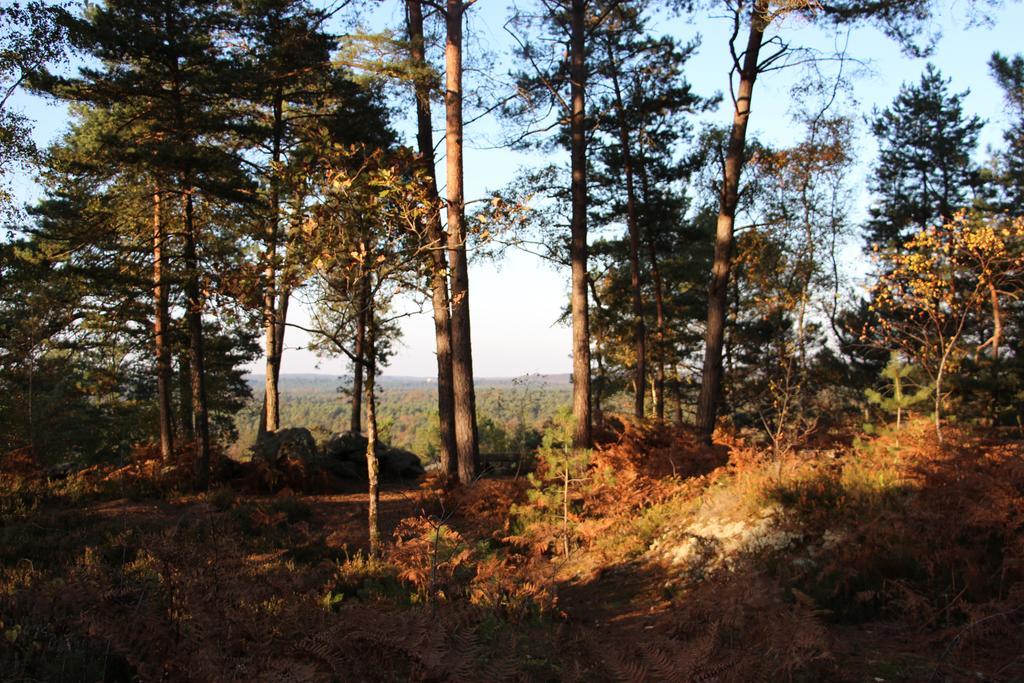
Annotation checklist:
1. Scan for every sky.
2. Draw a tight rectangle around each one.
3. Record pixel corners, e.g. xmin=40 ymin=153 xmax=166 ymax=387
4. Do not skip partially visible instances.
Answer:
xmin=10 ymin=0 xmax=1024 ymax=379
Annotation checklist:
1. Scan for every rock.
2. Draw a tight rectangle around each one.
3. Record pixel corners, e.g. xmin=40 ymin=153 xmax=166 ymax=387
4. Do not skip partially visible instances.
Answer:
xmin=253 ymin=427 xmax=317 ymax=464
xmin=321 ymin=431 xmax=425 ymax=480
xmin=658 ymin=506 xmax=798 ymax=580
xmin=324 ymin=432 xmax=368 ymax=462
xmin=319 ymin=458 xmax=362 ymax=480
xmin=379 ymin=447 xmax=426 ymax=479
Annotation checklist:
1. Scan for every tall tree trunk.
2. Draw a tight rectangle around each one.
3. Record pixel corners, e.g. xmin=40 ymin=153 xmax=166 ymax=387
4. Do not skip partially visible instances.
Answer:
xmin=273 ymin=283 xmax=289 ymax=403
xmin=260 ymin=91 xmax=285 ymax=439
xmin=275 ymin=287 xmax=289 ymax=360
xmin=587 ymin=275 xmax=605 ymax=430
xmin=569 ymin=0 xmax=591 ymax=448
xmin=182 ymin=190 xmax=212 ymax=490
xmin=636 ymin=133 xmax=666 ymax=422
xmin=351 ymin=275 xmax=367 ymax=434
xmin=26 ymin=338 xmax=34 ymax=459
xmin=409 ymin=0 xmax=457 ymax=481
xmin=445 ymin=0 xmax=479 ymax=484
xmin=593 ymin=362 xmax=604 ymax=427
xmin=364 ymin=283 xmax=382 ymax=556
xmin=672 ymin=364 xmax=684 ymax=426
xmin=178 ymin=349 xmax=194 ymax=443
xmin=607 ymin=41 xmax=645 ymax=421
xmin=653 ymin=364 xmax=665 ymax=420
xmin=695 ymin=0 xmax=767 ymax=446
xmin=647 ymin=239 xmax=668 ymax=421
xmin=261 ymin=323 xmax=281 ymax=436
xmin=152 ymin=188 xmax=174 ymax=461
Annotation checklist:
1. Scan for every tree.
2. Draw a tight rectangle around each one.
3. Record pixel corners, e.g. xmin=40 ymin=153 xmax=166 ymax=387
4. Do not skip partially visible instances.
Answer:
xmin=233 ymin=0 xmax=330 ymax=438
xmin=442 ymin=0 xmax=481 ymax=481
xmin=595 ymin=10 xmax=649 ymax=420
xmin=693 ymin=0 xmax=979 ymax=446
xmin=30 ymin=122 xmax=179 ymax=460
xmin=866 ymin=210 xmax=1024 ymax=441
xmin=150 ymin=185 xmax=174 ymax=460
xmin=729 ymin=116 xmax=854 ymax=447
xmin=864 ymin=64 xmax=983 ymax=249
xmin=406 ymin=0 xmax=458 ymax=481
xmin=864 ymin=352 xmax=932 ymax=434
xmin=3 ymin=145 xmax=259 ymax=464
xmin=566 ymin=0 xmax=591 ymax=447
xmin=505 ymin=0 xmax=612 ymax=446
xmin=43 ymin=0 xmax=252 ymax=488
xmin=988 ymin=52 xmax=1024 ymax=213
xmin=0 ymin=1 xmax=65 ymax=213
xmin=230 ymin=0 xmax=391 ymax=438
xmin=590 ymin=5 xmax=710 ymax=419
xmin=694 ymin=0 xmax=774 ymax=445
xmin=301 ymin=145 xmax=436 ymax=554
xmin=0 ymin=239 xmax=92 ymax=460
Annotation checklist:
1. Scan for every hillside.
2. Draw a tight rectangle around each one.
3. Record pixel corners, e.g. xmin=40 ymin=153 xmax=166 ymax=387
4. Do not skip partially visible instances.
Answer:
xmin=3 ymin=419 xmax=1022 ymax=680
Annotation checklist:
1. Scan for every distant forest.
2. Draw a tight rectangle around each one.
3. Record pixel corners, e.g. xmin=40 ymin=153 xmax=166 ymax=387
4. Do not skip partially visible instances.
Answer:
xmin=233 ymin=374 xmax=574 ymax=461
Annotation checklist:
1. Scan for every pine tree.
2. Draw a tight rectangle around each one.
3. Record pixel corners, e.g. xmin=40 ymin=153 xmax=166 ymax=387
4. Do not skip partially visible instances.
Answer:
xmin=230 ymin=0 xmax=391 ymax=438
xmin=864 ymin=352 xmax=932 ymax=433
xmin=443 ymin=0 xmax=481 ymax=481
xmin=590 ymin=5 xmax=710 ymax=420
xmin=30 ymin=115 xmax=258 ymax=448
xmin=41 ymin=0 xmax=251 ymax=488
xmin=865 ymin=64 xmax=983 ymax=248
xmin=505 ymin=0 xmax=623 ymax=446
xmin=405 ymin=0 xmax=458 ymax=482
xmin=989 ymin=52 xmax=1024 ymax=213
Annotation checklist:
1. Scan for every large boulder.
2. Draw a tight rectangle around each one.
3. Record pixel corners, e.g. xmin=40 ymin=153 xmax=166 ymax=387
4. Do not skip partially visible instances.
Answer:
xmin=379 ymin=447 xmax=426 ymax=479
xmin=323 ymin=432 xmax=368 ymax=463
xmin=323 ymin=431 xmax=425 ymax=480
xmin=252 ymin=427 xmax=317 ymax=464
xmin=318 ymin=458 xmax=362 ymax=481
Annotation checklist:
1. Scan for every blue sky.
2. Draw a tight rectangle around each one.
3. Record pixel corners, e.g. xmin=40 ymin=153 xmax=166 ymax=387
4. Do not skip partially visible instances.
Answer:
xmin=10 ymin=0 xmax=1024 ymax=378
xmin=374 ymin=0 xmax=1024 ymax=378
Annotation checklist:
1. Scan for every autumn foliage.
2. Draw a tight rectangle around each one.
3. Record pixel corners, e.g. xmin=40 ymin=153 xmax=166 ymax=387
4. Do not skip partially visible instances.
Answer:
xmin=3 ymin=416 xmax=1024 ymax=680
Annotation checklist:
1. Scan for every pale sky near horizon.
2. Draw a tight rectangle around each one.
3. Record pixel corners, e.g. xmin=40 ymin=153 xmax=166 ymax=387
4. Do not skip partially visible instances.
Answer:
xmin=9 ymin=0 xmax=1024 ymax=378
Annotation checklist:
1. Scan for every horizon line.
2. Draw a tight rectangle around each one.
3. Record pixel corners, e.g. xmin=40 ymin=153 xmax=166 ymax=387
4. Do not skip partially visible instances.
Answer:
xmin=245 ymin=371 xmax=573 ymax=379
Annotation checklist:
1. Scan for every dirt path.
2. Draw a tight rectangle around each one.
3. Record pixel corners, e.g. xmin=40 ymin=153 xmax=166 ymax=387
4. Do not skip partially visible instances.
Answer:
xmin=311 ymin=483 xmax=437 ymax=552
xmin=84 ymin=480 xmax=435 ymax=555
xmin=84 ymin=479 xmax=678 ymax=642
xmin=555 ymin=557 xmax=675 ymax=635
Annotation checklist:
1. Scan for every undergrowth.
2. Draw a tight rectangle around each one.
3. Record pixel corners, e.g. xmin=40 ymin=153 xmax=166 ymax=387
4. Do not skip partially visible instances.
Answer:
xmin=2 ymin=418 xmax=1023 ymax=680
